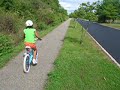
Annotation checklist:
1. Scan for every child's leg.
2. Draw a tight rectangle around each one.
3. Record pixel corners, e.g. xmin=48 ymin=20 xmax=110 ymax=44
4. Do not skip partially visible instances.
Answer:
xmin=31 ymin=43 xmax=37 ymax=60
xmin=33 ymin=49 xmax=38 ymax=64
xmin=33 ymin=49 xmax=37 ymax=59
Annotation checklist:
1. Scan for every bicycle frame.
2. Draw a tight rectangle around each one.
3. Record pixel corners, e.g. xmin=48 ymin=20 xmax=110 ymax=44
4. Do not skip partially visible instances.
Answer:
xmin=23 ymin=45 xmax=39 ymax=73
xmin=25 ymin=46 xmax=34 ymax=64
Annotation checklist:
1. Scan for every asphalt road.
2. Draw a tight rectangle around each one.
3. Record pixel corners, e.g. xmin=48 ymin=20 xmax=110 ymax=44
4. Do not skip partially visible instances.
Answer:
xmin=77 ymin=19 xmax=120 ymax=64
xmin=0 ymin=19 xmax=71 ymax=90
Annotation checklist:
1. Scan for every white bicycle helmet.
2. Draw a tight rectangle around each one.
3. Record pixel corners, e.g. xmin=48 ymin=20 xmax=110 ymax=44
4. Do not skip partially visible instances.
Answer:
xmin=25 ymin=20 xmax=33 ymax=26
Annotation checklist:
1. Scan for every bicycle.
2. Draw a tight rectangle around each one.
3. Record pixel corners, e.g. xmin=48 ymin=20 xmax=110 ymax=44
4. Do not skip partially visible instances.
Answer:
xmin=23 ymin=38 xmax=42 ymax=73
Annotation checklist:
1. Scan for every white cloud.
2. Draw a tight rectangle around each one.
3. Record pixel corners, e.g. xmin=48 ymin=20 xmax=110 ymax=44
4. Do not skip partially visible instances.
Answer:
xmin=59 ymin=0 xmax=101 ymax=14
xmin=59 ymin=0 xmax=80 ymax=14
xmin=59 ymin=1 xmax=79 ymax=10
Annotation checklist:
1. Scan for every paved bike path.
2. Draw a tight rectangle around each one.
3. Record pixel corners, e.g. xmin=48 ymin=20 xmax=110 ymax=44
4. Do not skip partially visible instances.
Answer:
xmin=0 ymin=19 xmax=71 ymax=90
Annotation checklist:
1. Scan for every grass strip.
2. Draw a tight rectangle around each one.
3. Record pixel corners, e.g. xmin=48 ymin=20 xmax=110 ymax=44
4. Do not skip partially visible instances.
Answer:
xmin=102 ymin=23 xmax=120 ymax=29
xmin=46 ymin=19 xmax=120 ymax=90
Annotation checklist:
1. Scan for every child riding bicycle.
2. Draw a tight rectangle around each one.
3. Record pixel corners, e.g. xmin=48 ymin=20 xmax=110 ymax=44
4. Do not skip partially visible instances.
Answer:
xmin=23 ymin=20 xmax=41 ymax=64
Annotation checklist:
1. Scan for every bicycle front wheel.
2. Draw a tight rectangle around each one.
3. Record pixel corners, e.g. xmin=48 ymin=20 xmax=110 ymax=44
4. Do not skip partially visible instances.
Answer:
xmin=23 ymin=54 xmax=30 ymax=73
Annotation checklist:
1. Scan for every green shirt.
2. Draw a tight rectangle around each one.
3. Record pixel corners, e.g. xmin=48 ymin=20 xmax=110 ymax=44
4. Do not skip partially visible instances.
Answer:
xmin=24 ymin=28 xmax=36 ymax=43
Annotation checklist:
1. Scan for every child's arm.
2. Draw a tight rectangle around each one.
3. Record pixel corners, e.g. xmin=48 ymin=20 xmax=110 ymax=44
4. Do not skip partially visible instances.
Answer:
xmin=35 ymin=31 xmax=42 ymax=40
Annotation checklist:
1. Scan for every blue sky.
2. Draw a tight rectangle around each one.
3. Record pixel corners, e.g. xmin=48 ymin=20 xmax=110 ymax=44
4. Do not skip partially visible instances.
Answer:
xmin=58 ymin=0 xmax=101 ymax=14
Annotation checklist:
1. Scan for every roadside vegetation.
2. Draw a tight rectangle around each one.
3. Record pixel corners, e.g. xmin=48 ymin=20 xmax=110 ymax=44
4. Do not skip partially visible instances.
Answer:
xmin=0 ymin=0 xmax=68 ymax=68
xmin=46 ymin=19 xmax=120 ymax=90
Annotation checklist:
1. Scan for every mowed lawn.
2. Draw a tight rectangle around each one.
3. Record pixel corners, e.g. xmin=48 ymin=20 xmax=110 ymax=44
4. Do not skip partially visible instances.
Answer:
xmin=45 ymin=19 xmax=120 ymax=90
xmin=102 ymin=23 xmax=120 ymax=29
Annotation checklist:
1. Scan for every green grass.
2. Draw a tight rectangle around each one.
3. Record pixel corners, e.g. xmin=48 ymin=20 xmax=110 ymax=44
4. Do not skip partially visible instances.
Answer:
xmin=0 ymin=23 xmax=61 ymax=68
xmin=102 ymin=23 xmax=120 ymax=29
xmin=45 ymin=20 xmax=120 ymax=90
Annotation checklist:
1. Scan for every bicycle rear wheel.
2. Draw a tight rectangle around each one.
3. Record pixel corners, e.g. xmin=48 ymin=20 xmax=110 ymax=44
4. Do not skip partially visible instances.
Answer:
xmin=23 ymin=54 xmax=30 ymax=73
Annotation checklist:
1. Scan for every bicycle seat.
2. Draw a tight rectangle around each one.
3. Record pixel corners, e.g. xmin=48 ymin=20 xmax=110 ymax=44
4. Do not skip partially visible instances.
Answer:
xmin=25 ymin=46 xmax=31 ymax=49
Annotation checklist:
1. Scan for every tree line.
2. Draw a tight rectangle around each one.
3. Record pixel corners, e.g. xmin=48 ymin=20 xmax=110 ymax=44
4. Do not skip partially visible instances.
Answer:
xmin=69 ymin=0 xmax=120 ymax=23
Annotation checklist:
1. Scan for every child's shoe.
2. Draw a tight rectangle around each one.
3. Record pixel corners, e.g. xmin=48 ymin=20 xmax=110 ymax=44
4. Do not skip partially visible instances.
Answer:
xmin=33 ymin=59 xmax=37 ymax=64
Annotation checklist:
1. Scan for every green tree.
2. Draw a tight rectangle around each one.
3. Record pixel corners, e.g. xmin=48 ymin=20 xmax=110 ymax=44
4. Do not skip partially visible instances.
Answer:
xmin=69 ymin=2 xmax=98 ymax=21
xmin=96 ymin=0 xmax=120 ymax=22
